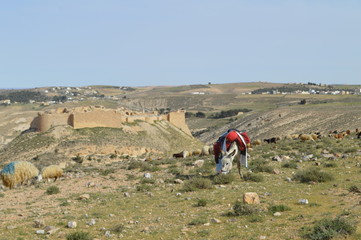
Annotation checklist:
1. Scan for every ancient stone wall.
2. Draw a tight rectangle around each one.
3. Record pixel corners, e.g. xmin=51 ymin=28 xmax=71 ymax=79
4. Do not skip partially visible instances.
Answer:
xmin=30 ymin=106 xmax=191 ymax=136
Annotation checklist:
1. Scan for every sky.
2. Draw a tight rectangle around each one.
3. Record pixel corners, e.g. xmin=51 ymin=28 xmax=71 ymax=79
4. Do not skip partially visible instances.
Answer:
xmin=1 ymin=1 xmax=360 ymax=89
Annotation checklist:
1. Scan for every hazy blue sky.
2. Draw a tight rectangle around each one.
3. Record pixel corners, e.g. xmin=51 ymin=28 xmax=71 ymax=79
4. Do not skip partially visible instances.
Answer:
xmin=1 ymin=1 xmax=360 ymax=88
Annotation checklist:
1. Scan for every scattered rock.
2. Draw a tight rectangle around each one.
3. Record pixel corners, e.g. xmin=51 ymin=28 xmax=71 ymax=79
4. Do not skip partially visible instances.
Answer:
xmin=105 ymin=230 xmax=112 ymax=237
xmin=67 ymin=221 xmax=77 ymax=228
xmin=124 ymin=192 xmax=131 ymax=198
xmin=44 ymin=226 xmax=59 ymax=235
xmin=87 ymin=219 xmax=96 ymax=226
xmin=174 ymin=179 xmax=184 ymax=184
xmin=109 ymin=214 xmax=115 ymax=217
xmin=144 ymin=173 xmax=151 ymax=178
xmin=36 ymin=230 xmax=45 ymax=235
xmin=298 ymin=199 xmax=309 ymax=205
xmin=176 ymin=192 xmax=182 ymax=196
xmin=211 ymin=218 xmax=221 ymax=224
xmin=260 ymin=236 xmax=267 ymax=239
xmin=272 ymin=156 xmax=282 ymax=162
xmin=243 ymin=192 xmax=260 ymax=205
xmin=6 ymin=225 xmax=16 ymax=230
xmin=272 ymin=169 xmax=281 ymax=175
xmin=79 ymin=194 xmax=90 ymax=200
xmin=193 ymin=160 xmax=205 ymax=168
xmin=34 ymin=219 xmax=45 ymax=228
xmin=87 ymin=182 xmax=96 ymax=188
xmin=285 ymin=177 xmax=292 ymax=182
xmin=273 ymin=212 xmax=281 ymax=217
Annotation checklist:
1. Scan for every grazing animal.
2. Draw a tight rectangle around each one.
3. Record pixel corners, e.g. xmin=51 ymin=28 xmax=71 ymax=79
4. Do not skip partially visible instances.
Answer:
xmin=0 ymin=161 xmax=39 ymax=189
xmin=38 ymin=165 xmax=63 ymax=182
xmin=299 ymin=134 xmax=315 ymax=142
xmin=213 ymin=129 xmax=250 ymax=178
xmin=264 ymin=137 xmax=277 ymax=144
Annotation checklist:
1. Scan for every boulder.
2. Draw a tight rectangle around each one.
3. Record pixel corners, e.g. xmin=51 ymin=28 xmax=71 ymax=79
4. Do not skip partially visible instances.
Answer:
xmin=243 ymin=192 xmax=260 ymax=205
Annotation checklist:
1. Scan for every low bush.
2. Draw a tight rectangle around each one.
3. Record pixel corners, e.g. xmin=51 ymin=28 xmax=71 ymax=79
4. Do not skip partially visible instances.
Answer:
xmin=183 ymin=177 xmax=213 ymax=192
xmin=46 ymin=186 xmax=60 ymax=195
xmin=348 ymin=185 xmax=361 ymax=193
xmin=243 ymin=172 xmax=264 ymax=182
xmin=233 ymin=201 xmax=261 ymax=216
xmin=301 ymin=217 xmax=356 ymax=240
xmin=212 ymin=174 xmax=235 ymax=185
xmin=282 ymin=161 xmax=298 ymax=169
xmin=195 ymin=199 xmax=208 ymax=207
xmin=66 ymin=231 xmax=92 ymax=240
xmin=269 ymin=204 xmax=291 ymax=213
xmin=188 ymin=217 xmax=208 ymax=225
xmin=293 ymin=168 xmax=334 ymax=183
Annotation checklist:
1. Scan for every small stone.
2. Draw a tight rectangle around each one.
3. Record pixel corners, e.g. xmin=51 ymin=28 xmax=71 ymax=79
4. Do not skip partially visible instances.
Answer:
xmin=203 ymin=223 xmax=210 ymax=226
xmin=146 ymin=192 xmax=153 ymax=197
xmin=174 ymin=179 xmax=184 ymax=184
xmin=109 ymin=214 xmax=115 ymax=217
xmin=184 ymin=197 xmax=192 ymax=200
xmin=105 ymin=230 xmax=112 ymax=237
xmin=34 ymin=219 xmax=45 ymax=228
xmin=87 ymin=219 xmax=96 ymax=226
xmin=44 ymin=226 xmax=59 ymax=235
xmin=36 ymin=230 xmax=45 ymax=235
xmin=87 ymin=182 xmax=96 ymax=188
xmin=6 ymin=225 xmax=16 ymax=230
xmin=286 ymin=177 xmax=292 ymax=182
xmin=272 ymin=155 xmax=282 ymax=162
xmin=79 ymin=194 xmax=90 ymax=200
xmin=176 ymin=192 xmax=182 ymax=196
xmin=260 ymin=236 xmax=267 ymax=239
xmin=211 ymin=218 xmax=221 ymax=224
xmin=193 ymin=160 xmax=205 ymax=167
xmin=243 ymin=192 xmax=260 ymax=204
xmin=141 ymin=227 xmax=150 ymax=233
xmin=124 ymin=192 xmax=130 ymax=197
xmin=273 ymin=212 xmax=281 ymax=217
xmin=67 ymin=221 xmax=77 ymax=228
xmin=298 ymin=199 xmax=309 ymax=205
xmin=144 ymin=173 xmax=151 ymax=178
xmin=272 ymin=169 xmax=281 ymax=175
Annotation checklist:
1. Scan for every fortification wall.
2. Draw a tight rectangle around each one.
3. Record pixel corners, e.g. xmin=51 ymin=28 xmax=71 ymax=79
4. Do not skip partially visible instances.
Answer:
xmin=167 ymin=111 xmax=191 ymax=135
xmin=72 ymin=109 xmax=124 ymax=129
xmin=30 ymin=106 xmax=192 ymax=136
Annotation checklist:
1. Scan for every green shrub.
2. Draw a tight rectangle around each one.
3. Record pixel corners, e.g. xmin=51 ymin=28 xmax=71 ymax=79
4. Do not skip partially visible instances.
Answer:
xmin=112 ymin=224 xmax=124 ymax=233
xmin=140 ymin=178 xmax=156 ymax=184
xmin=250 ymin=160 xmax=274 ymax=173
xmin=293 ymin=168 xmax=334 ymax=183
xmin=188 ymin=217 xmax=208 ymax=225
xmin=243 ymin=172 xmax=264 ymax=182
xmin=213 ymin=174 xmax=235 ymax=185
xmin=233 ymin=201 xmax=260 ymax=216
xmin=269 ymin=204 xmax=291 ymax=213
xmin=127 ymin=161 xmax=145 ymax=170
xmin=136 ymin=184 xmax=153 ymax=192
xmin=282 ymin=161 xmax=298 ymax=169
xmin=195 ymin=199 xmax=208 ymax=207
xmin=46 ymin=186 xmax=60 ymax=195
xmin=100 ymin=169 xmax=116 ymax=176
xmin=323 ymin=162 xmax=337 ymax=168
xmin=66 ymin=231 xmax=92 ymax=240
xmin=348 ymin=185 xmax=361 ymax=193
xmin=0 ymin=193 xmax=4 ymax=198
xmin=183 ymin=177 xmax=213 ymax=192
xmin=301 ymin=217 xmax=356 ymax=240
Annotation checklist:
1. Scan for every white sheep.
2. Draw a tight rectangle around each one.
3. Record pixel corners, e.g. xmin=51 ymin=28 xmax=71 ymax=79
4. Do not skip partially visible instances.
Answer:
xmin=38 ymin=165 xmax=64 ymax=182
xmin=0 ymin=161 xmax=39 ymax=189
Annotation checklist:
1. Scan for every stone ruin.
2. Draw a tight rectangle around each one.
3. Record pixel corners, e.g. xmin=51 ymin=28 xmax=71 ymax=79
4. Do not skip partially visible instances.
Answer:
xmin=30 ymin=106 xmax=191 ymax=135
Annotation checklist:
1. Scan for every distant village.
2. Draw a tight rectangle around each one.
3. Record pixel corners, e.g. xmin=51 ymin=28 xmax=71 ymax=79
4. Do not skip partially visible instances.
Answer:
xmin=1 ymin=83 xmax=361 ymax=106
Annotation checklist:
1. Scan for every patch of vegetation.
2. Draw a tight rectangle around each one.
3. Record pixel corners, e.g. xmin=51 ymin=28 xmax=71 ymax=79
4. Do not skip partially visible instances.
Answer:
xmin=182 ymin=177 xmax=213 ymax=192
xmin=136 ymin=184 xmax=153 ymax=192
xmin=232 ymin=201 xmax=261 ymax=216
xmin=293 ymin=168 xmax=334 ymax=183
xmin=188 ymin=216 xmax=208 ymax=226
xmin=282 ymin=161 xmax=298 ymax=169
xmin=140 ymin=178 xmax=156 ymax=184
xmin=348 ymin=185 xmax=361 ymax=193
xmin=250 ymin=160 xmax=274 ymax=173
xmin=323 ymin=162 xmax=337 ymax=168
xmin=111 ymin=224 xmax=125 ymax=233
xmin=46 ymin=186 xmax=60 ymax=195
xmin=0 ymin=193 xmax=4 ymax=198
xmin=269 ymin=204 xmax=291 ymax=213
xmin=100 ymin=169 xmax=116 ymax=176
xmin=300 ymin=217 xmax=356 ymax=240
xmin=209 ymin=108 xmax=252 ymax=119
xmin=242 ymin=172 xmax=264 ymax=182
xmin=195 ymin=199 xmax=208 ymax=207
xmin=212 ymin=173 xmax=235 ymax=185
xmin=66 ymin=231 xmax=92 ymax=240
